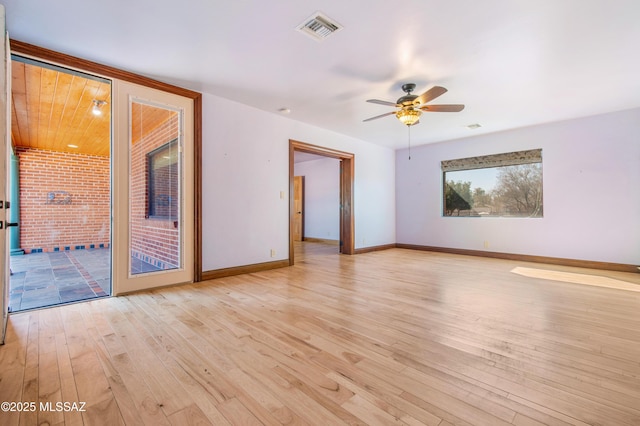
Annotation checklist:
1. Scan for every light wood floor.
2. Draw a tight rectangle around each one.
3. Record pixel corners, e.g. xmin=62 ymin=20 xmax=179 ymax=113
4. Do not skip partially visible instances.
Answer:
xmin=1 ymin=242 xmax=639 ymax=425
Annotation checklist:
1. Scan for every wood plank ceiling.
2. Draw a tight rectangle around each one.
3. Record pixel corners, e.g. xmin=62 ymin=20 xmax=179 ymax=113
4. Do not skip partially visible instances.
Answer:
xmin=131 ymin=102 xmax=178 ymax=146
xmin=11 ymin=60 xmax=112 ymax=157
xmin=11 ymin=58 xmax=181 ymax=158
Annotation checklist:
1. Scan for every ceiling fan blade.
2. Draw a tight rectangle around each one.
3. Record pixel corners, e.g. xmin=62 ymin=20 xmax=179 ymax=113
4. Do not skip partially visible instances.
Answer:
xmin=420 ymin=104 xmax=465 ymax=112
xmin=416 ymin=86 xmax=447 ymax=105
xmin=363 ymin=111 xmax=396 ymax=122
xmin=366 ymin=99 xmax=399 ymax=107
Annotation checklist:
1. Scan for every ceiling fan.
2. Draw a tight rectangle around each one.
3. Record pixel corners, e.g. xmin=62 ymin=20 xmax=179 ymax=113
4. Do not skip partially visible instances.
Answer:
xmin=363 ymin=83 xmax=464 ymax=126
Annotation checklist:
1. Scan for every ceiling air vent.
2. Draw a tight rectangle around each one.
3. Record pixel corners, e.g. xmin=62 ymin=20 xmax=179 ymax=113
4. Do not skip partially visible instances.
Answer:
xmin=296 ymin=12 xmax=342 ymax=41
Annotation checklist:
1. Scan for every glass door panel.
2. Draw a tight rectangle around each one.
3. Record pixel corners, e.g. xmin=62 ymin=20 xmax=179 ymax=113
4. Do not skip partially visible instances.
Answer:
xmin=129 ymin=101 xmax=181 ymax=275
xmin=112 ymin=81 xmax=193 ymax=294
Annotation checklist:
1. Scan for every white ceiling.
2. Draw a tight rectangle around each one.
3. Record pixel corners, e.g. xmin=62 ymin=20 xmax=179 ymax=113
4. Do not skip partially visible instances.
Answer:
xmin=4 ymin=0 xmax=640 ymax=150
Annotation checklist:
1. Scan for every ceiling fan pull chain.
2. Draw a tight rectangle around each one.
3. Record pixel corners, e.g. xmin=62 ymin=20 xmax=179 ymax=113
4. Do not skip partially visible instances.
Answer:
xmin=408 ymin=124 xmax=411 ymax=160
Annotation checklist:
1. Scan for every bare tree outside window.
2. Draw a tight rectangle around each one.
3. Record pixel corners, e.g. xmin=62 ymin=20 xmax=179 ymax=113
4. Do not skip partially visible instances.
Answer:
xmin=442 ymin=150 xmax=543 ymax=217
xmin=493 ymin=164 xmax=543 ymax=217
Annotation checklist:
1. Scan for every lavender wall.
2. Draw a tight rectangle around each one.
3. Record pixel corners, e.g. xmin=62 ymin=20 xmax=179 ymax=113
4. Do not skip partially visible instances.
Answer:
xmin=201 ymin=93 xmax=396 ymax=271
xmin=294 ymin=158 xmax=341 ymax=241
xmin=396 ymin=108 xmax=640 ymax=265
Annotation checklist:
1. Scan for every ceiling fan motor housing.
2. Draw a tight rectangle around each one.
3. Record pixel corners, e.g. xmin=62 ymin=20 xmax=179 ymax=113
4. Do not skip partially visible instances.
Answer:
xmin=397 ymin=94 xmax=419 ymax=106
xmin=397 ymin=83 xmax=419 ymax=106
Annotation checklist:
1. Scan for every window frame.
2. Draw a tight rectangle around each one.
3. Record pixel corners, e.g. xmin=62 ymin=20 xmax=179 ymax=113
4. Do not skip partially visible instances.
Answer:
xmin=441 ymin=149 xmax=543 ymax=218
xmin=146 ymin=138 xmax=179 ymax=220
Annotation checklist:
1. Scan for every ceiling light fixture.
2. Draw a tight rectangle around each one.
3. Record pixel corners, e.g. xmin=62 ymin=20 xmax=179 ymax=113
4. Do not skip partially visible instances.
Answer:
xmin=396 ymin=108 xmax=421 ymax=126
xmin=92 ymin=100 xmax=107 ymax=116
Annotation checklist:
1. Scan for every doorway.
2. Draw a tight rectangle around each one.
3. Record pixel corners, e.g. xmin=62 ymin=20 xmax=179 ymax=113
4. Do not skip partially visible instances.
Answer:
xmin=9 ymin=56 xmax=112 ymax=311
xmin=289 ymin=140 xmax=354 ymax=265
xmin=2 ymin=40 xmax=202 ymax=318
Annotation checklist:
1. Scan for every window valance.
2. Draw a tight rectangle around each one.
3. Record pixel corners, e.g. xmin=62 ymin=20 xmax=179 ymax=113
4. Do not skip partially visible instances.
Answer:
xmin=441 ymin=149 xmax=542 ymax=172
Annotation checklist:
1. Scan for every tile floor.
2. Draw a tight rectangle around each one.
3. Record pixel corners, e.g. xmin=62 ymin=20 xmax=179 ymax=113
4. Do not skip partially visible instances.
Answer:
xmin=9 ymin=248 xmax=112 ymax=312
xmin=10 ymin=248 xmax=170 ymax=312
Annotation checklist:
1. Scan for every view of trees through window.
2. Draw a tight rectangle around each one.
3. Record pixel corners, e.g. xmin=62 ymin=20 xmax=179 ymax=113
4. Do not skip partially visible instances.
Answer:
xmin=444 ymin=163 xmax=543 ymax=217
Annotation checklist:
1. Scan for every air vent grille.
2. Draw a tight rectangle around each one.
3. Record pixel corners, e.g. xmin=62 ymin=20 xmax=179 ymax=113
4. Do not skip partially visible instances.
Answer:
xmin=297 ymin=12 xmax=342 ymax=41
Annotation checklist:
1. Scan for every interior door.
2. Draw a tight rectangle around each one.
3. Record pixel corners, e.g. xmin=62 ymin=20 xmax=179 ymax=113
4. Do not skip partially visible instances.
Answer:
xmin=112 ymin=81 xmax=194 ymax=295
xmin=293 ymin=176 xmax=304 ymax=241
xmin=1 ymin=5 xmax=10 ymax=343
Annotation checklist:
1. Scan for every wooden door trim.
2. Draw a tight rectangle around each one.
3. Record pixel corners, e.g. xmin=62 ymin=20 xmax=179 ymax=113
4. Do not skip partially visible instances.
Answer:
xmin=289 ymin=140 xmax=354 ymax=265
xmin=10 ymin=40 xmax=203 ymax=282
xmin=293 ymin=176 xmax=305 ymax=242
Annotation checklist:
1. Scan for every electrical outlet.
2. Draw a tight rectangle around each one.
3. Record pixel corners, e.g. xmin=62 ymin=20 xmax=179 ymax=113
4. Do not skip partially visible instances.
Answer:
xmin=483 ymin=241 xmax=489 ymax=249
xmin=270 ymin=249 xmax=276 ymax=258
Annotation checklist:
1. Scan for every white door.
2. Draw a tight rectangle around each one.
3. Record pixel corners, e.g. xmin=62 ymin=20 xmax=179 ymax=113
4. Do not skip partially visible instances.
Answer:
xmin=112 ymin=81 xmax=194 ymax=294
xmin=0 ymin=5 xmax=10 ymax=344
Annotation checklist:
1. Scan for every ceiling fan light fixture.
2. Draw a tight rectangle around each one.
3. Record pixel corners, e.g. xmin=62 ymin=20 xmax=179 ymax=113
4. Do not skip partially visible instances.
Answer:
xmin=92 ymin=99 xmax=107 ymax=116
xmin=363 ymin=84 xmax=463 ymax=126
xmin=396 ymin=108 xmax=421 ymax=126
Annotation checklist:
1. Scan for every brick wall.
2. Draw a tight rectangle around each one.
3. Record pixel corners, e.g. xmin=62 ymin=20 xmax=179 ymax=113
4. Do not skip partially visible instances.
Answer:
xmin=17 ymin=111 xmax=180 ymax=268
xmin=17 ymin=147 xmax=110 ymax=253
xmin=130 ymin=111 xmax=181 ymax=269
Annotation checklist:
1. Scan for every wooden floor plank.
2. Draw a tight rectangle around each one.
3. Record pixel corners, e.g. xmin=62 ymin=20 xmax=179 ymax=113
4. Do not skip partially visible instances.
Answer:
xmin=113 ymin=297 xmax=232 ymax=425
xmin=1 ymin=242 xmax=640 ymax=425
xmin=18 ymin=312 xmax=39 ymax=426
xmin=217 ymin=398 xmax=263 ymax=426
xmin=0 ymin=366 xmax=23 ymax=426
xmin=167 ymin=403 xmax=215 ymax=426
xmin=96 ymin=298 xmax=192 ymax=418
xmin=55 ymin=330 xmax=83 ymax=426
xmin=93 ymin=339 xmax=146 ymax=426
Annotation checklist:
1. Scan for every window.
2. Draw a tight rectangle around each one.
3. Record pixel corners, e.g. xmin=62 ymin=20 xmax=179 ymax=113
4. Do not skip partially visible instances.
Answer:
xmin=147 ymin=139 xmax=179 ymax=219
xmin=442 ymin=149 xmax=543 ymax=218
